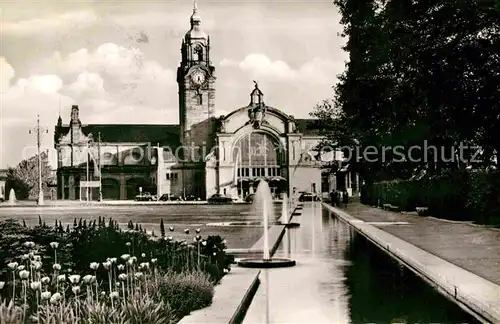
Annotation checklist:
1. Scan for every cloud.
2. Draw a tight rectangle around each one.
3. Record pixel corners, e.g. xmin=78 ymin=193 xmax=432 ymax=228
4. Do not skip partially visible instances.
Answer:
xmin=0 ymin=57 xmax=15 ymax=93
xmin=220 ymin=54 xmax=342 ymax=85
xmin=3 ymin=11 xmax=99 ymax=36
xmin=1 ymin=43 xmax=178 ymax=168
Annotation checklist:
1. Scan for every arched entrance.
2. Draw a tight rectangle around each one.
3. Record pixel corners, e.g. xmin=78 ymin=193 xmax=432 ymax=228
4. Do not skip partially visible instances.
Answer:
xmin=101 ymin=178 xmax=120 ymax=200
xmin=126 ymin=177 xmax=154 ymax=200
xmin=232 ymin=131 xmax=286 ymax=199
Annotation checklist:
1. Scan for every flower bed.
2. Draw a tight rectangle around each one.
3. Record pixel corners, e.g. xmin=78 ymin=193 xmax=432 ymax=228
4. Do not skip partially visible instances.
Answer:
xmin=0 ymin=218 xmax=234 ymax=323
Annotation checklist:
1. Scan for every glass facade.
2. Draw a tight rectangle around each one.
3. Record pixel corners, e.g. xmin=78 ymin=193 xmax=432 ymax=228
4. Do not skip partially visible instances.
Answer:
xmin=232 ymin=132 xmax=286 ymax=197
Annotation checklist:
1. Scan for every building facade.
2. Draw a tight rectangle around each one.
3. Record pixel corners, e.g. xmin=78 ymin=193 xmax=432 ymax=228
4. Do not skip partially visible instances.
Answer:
xmin=0 ymin=169 xmax=7 ymax=201
xmin=54 ymin=3 xmax=359 ymax=200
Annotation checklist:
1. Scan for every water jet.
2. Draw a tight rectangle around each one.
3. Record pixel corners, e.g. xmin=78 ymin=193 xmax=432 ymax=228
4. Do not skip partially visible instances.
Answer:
xmin=278 ymin=193 xmax=300 ymax=228
xmin=9 ymin=189 xmax=16 ymax=206
xmin=238 ymin=180 xmax=296 ymax=268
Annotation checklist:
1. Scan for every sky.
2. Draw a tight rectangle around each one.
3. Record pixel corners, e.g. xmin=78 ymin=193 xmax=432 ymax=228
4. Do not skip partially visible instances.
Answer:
xmin=0 ymin=0 xmax=347 ymax=169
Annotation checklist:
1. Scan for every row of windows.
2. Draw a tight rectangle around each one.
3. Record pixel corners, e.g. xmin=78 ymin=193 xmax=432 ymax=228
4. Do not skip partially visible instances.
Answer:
xmin=237 ymin=167 xmax=281 ymax=177
xmin=166 ymin=173 xmax=179 ymax=180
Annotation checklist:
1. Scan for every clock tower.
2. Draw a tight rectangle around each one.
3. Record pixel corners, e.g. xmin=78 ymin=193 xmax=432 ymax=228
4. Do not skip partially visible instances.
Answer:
xmin=177 ymin=1 xmax=216 ymax=148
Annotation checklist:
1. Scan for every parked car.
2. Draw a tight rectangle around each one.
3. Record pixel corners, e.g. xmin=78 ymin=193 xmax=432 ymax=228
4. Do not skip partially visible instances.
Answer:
xmin=159 ymin=194 xmax=181 ymax=201
xmin=245 ymin=193 xmax=255 ymax=203
xmin=298 ymin=192 xmax=318 ymax=202
xmin=208 ymin=194 xmax=233 ymax=204
xmin=134 ymin=192 xmax=154 ymax=201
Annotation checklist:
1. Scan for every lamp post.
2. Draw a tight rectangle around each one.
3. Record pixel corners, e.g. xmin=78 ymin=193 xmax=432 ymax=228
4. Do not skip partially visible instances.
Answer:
xmin=98 ymin=132 xmax=102 ymax=202
xmin=29 ymin=114 xmax=48 ymax=206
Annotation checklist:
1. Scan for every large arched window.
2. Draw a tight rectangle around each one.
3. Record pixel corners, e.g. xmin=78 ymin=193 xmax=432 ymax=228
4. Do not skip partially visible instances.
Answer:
xmin=232 ymin=132 xmax=284 ymax=178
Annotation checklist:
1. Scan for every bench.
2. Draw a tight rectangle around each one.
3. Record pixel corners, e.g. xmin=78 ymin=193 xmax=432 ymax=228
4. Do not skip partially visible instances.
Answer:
xmin=383 ymin=204 xmax=400 ymax=212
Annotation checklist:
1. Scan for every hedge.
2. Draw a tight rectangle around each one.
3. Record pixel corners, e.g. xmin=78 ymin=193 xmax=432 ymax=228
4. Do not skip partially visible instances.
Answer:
xmin=361 ymin=170 xmax=500 ymax=225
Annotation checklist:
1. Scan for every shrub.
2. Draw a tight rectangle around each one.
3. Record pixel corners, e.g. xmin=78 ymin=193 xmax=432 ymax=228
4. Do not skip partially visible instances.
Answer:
xmin=121 ymin=293 xmax=176 ymax=324
xmin=362 ymin=170 xmax=500 ymax=225
xmin=157 ymin=270 xmax=214 ymax=318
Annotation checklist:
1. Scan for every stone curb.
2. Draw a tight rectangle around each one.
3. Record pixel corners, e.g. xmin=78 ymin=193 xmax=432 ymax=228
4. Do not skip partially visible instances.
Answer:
xmin=228 ymin=270 xmax=261 ymax=324
xmin=323 ymin=203 xmax=500 ymax=323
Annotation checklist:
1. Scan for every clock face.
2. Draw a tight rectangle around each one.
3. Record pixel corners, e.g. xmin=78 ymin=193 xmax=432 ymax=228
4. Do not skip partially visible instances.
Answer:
xmin=191 ymin=71 xmax=205 ymax=85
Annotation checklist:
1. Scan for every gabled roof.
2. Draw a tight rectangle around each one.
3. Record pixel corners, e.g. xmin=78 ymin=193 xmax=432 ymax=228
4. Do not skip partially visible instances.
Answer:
xmin=55 ymin=124 xmax=181 ymax=147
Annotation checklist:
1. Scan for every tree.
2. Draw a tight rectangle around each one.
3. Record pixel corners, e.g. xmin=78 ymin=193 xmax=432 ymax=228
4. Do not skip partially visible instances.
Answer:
xmin=317 ymin=0 xmax=500 ymax=182
xmin=5 ymin=151 xmax=52 ymax=200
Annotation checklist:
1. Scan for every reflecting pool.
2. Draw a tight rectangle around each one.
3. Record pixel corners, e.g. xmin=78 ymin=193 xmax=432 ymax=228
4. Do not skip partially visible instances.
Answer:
xmin=243 ymin=202 xmax=478 ymax=324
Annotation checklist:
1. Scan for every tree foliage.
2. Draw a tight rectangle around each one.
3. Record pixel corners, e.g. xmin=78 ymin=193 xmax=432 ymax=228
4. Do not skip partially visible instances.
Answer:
xmin=5 ymin=151 xmax=52 ymax=199
xmin=312 ymin=0 xmax=500 ymax=183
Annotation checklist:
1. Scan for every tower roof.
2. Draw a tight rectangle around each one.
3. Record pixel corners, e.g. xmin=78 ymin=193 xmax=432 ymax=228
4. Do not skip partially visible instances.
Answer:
xmin=185 ymin=0 xmax=207 ymax=40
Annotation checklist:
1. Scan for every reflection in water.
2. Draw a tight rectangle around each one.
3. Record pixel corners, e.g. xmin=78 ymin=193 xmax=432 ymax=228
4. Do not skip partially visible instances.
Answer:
xmin=344 ymin=228 xmax=479 ymax=324
xmin=243 ymin=203 xmax=478 ymax=324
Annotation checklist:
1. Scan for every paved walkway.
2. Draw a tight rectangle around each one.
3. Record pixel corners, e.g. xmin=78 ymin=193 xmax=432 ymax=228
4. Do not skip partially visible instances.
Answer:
xmin=342 ymin=201 xmax=500 ymax=286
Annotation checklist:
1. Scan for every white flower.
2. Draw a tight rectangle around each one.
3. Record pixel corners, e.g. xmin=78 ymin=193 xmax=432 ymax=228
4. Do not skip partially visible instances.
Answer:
xmin=131 ymin=256 xmax=137 ymax=262
xmin=50 ymin=292 xmax=61 ymax=304
xmin=49 ymin=242 xmax=59 ymax=249
xmin=195 ymin=228 xmax=201 ymax=233
xmin=17 ymin=265 xmax=25 ymax=271
xmin=24 ymin=241 xmax=35 ymax=249
xmin=53 ymin=263 xmax=61 ymax=271
xmin=110 ymin=291 xmax=119 ymax=299
xmin=91 ymin=275 xmax=96 ymax=283
xmin=7 ymin=262 xmax=18 ymax=270
xmin=0 ymin=282 xmax=5 ymax=289
xmin=82 ymin=275 xmax=93 ymax=284
xmin=41 ymin=276 xmax=50 ymax=285
xmin=140 ymin=262 xmax=149 ymax=270
xmin=151 ymin=258 xmax=157 ymax=264
xmin=202 ymin=241 xmax=207 ymax=246
xmin=33 ymin=255 xmax=42 ymax=262
xmin=127 ymin=259 xmax=134 ymax=266
xmin=109 ymin=258 xmax=117 ymax=264
xmin=121 ymin=254 xmax=130 ymax=261
xmin=222 ymin=239 xmax=227 ymax=245
xmin=32 ymin=261 xmax=42 ymax=270
xmin=117 ymin=264 xmax=125 ymax=271
xmin=71 ymin=286 xmax=80 ymax=295
xmin=101 ymin=291 xmax=106 ymax=296
xmin=30 ymin=281 xmax=41 ymax=291
xmin=68 ymin=275 xmax=80 ymax=284
xmin=41 ymin=291 xmax=51 ymax=301
xmin=20 ymin=254 xmax=29 ymax=261
xmin=19 ymin=270 xmax=29 ymax=280
xmin=169 ymin=226 xmax=174 ymax=231
xmin=118 ymin=273 xmax=127 ymax=281
xmin=57 ymin=274 xmax=66 ymax=282
xmin=102 ymin=261 xmax=111 ymax=270
xmin=89 ymin=262 xmax=99 ymax=270
xmin=134 ymin=272 xmax=143 ymax=280
xmin=141 ymin=253 xmax=146 ymax=258
xmin=125 ymin=242 xmax=131 ymax=247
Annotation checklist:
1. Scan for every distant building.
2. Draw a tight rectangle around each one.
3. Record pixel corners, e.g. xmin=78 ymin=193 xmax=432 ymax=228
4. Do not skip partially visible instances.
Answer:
xmin=0 ymin=169 xmax=7 ymax=201
xmin=53 ymin=3 xmax=359 ymax=200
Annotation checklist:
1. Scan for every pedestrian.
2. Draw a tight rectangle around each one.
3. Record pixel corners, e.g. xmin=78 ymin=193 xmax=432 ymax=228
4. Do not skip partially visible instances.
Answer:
xmin=342 ymin=188 xmax=349 ymax=207
xmin=330 ymin=190 xmax=336 ymax=206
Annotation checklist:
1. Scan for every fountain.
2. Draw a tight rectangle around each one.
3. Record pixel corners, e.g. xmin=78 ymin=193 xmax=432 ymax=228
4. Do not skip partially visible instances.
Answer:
xmin=238 ymin=180 xmax=296 ymax=268
xmin=279 ymin=193 xmax=300 ymax=228
xmin=8 ymin=189 xmax=16 ymax=206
